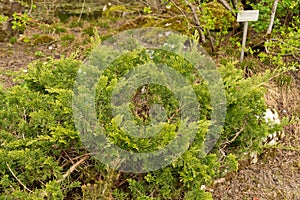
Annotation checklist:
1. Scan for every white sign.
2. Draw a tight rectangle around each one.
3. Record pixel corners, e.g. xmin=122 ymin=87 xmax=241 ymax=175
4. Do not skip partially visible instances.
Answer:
xmin=237 ymin=10 xmax=259 ymax=22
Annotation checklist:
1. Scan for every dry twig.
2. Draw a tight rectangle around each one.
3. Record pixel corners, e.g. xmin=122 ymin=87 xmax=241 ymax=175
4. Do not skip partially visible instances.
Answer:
xmin=183 ymin=0 xmax=206 ymax=43
xmin=221 ymin=120 xmax=247 ymax=150
xmin=57 ymin=155 xmax=89 ymax=183
xmin=6 ymin=163 xmax=33 ymax=193
xmin=217 ymin=0 xmax=236 ymax=17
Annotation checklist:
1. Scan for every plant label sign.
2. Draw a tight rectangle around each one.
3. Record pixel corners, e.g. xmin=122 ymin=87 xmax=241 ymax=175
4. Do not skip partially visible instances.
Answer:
xmin=237 ymin=10 xmax=259 ymax=62
xmin=237 ymin=10 xmax=259 ymax=22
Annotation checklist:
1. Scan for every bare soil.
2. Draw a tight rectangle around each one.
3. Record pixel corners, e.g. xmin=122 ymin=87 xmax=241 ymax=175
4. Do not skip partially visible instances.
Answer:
xmin=212 ymin=74 xmax=300 ymax=199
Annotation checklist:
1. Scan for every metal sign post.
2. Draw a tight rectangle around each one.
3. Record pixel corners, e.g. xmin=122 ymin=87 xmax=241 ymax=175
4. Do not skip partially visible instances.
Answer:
xmin=237 ymin=10 xmax=259 ymax=62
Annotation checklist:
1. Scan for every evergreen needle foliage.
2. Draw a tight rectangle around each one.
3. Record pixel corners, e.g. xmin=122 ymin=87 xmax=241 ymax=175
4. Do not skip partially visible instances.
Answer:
xmin=0 ymin=45 xmax=282 ymax=199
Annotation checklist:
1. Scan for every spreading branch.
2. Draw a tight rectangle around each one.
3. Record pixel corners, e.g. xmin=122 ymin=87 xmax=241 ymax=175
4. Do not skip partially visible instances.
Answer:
xmin=231 ymin=0 xmax=240 ymax=10
xmin=217 ymin=0 xmax=236 ymax=17
xmin=221 ymin=120 xmax=247 ymax=150
xmin=197 ymin=3 xmax=216 ymax=52
xmin=6 ymin=163 xmax=33 ymax=193
xmin=57 ymin=155 xmax=89 ymax=183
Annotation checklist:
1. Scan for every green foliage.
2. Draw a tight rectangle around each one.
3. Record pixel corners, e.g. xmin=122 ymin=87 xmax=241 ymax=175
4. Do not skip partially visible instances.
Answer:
xmin=258 ymin=25 xmax=300 ymax=71
xmin=32 ymin=35 xmax=55 ymax=45
xmin=34 ymin=51 xmax=44 ymax=58
xmin=184 ymin=189 xmax=213 ymax=200
xmin=257 ymin=25 xmax=300 ymax=91
xmin=22 ymin=36 xmax=31 ymax=43
xmin=97 ymin=19 xmax=110 ymax=28
xmin=217 ymin=60 xmax=270 ymax=152
xmin=0 ymin=56 xmax=81 ymax=199
xmin=102 ymin=5 xmax=128 ymax=18
xmin=196 ymin=1 xmax=236 ymax=48
xmin=200 ymin=1 xmax=235 ymax=31
xmin=60 ymin=34 xmax=75 ymax=46
xmin=9 ymin=36 xmax=18 ymax=44
xmin=0 ymin=15 xmax=8 ymax=24
xmin=75 ymin=34 xmax=276 ymax=198
xmin=251 ymin=0 xmax=300 ymax=32
xmin=61 ymin=34 xmax=75 ymax=41
xmin=0 ymin=34 xmax=281 ymax=199
xmin=143 ymin=6 xmax=152 ymax=14
xmin=89 ymin=27 xmax=101 ymax=49
xmin=82 ymin=26 xmax=96 ymax=36
xmin=54 ymin=26 xmax=67 ymax=33
xmin=69 ymin=20 xmax=83 ymax=28
xmin=16 ymin=0 xmax=36 ymax=11
xmin=225 ymin=153 xmax=239 ymax=172
xmin=11 ymin=13 xmax=31 ymax=33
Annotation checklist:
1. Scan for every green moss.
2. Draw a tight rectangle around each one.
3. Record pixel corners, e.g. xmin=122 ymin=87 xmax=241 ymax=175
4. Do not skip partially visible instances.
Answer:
xmin=117 ymin=15 xmax=188 ymax=33
xmin=61 ymin=34 xmax=75 ymax=42
xmin=82 ymin=26 xmax=95 ymax=36
xmin=33 ymin=35 xmax=55 ymax=45
xmin=96 ymin=18 xmax=110 ymax=28
xmin=9 ymin=36 xmax=17 ymax=44
xmin=55 ymin=26 xmax=67 ymax=33
xmin=69 ymin=20 xmax=83 ymax=28
xmin=60 ymin=34 xmax=75 ymax=46
xmin=201 ymin=1 xmax=236 ymax=31
xmin=103 ymin=5 xmax=128 ymax=18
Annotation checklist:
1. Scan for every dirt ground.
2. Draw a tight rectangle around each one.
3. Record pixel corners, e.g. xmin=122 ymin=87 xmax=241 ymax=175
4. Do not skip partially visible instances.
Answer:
xmin=212 ymin=65 xmax=300 ymax=199
xmin=0 ymin=15 xmax=299 ymax=200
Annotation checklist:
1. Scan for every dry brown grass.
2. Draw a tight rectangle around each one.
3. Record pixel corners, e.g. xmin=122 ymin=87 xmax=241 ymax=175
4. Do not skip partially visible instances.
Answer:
xmin=213 ymin=69 xmax=300 ymax=200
